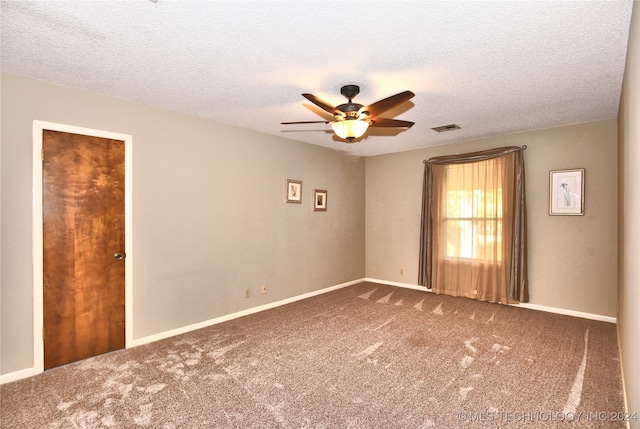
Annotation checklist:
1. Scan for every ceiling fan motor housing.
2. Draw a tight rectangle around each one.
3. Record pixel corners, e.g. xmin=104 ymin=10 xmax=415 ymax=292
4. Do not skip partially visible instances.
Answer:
xmin=336 ymin=103 xmax=364 ymax=118
xmin=337 ymin=85 xmax=365 ymax=118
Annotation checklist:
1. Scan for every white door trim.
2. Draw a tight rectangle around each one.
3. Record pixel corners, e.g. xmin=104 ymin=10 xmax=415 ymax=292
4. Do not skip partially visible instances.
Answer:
xmin=32 ymin=120 xmax=133 ymax=374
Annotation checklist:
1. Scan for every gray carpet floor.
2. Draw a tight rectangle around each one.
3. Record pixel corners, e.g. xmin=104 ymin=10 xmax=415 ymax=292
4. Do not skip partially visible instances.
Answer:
xmin=0 ymin=282 xmax=626 ymax=428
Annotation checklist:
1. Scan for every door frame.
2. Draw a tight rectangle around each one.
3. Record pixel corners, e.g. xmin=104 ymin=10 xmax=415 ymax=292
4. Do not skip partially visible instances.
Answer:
xmin=32 ymin=120 xmax=133 ymax=374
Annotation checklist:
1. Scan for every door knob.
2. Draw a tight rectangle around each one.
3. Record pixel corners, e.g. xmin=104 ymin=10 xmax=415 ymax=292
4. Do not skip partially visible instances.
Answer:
xmin=114 ymin=253 xmax=124 ymax=260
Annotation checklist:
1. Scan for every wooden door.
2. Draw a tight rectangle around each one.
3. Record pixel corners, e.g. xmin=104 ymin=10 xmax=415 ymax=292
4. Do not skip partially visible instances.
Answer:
xmin=42 ymin=130 xmax=125 ymax=369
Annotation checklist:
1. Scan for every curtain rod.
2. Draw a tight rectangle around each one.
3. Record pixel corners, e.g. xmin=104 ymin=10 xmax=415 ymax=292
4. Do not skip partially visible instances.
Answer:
xmin=423 ymin=145 xmax=527 ymax=163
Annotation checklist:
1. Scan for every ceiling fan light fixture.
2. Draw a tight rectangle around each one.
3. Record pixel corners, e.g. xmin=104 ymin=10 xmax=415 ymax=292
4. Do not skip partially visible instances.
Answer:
xmin=331 ymin=119 xmax=370 ymax=142
xmin=284 ymin=85 xmax=415 ymax=143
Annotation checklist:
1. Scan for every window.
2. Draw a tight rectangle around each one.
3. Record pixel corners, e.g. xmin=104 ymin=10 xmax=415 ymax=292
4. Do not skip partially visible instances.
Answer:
xmin=443 ymin=162 xmax=503 ymax=262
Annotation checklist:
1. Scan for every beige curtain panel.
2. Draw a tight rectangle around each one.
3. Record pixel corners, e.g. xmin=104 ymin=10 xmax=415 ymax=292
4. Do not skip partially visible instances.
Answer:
xmin=418 ymin=146 xmax=528 ymax=304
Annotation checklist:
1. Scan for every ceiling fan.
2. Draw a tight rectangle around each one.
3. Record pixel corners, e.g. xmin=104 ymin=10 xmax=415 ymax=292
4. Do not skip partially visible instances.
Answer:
xmin=282 ymin=85 xmax=415 ymax=142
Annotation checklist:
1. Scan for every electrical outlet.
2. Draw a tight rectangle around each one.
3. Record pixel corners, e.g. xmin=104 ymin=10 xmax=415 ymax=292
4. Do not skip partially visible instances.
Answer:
xmin=400 ymin=268 xmax=404 ymax=275
xmin=244 ymin=288 xmax=250 ymax=298
xmin=261 ymin=284 xmax=267 ymax=294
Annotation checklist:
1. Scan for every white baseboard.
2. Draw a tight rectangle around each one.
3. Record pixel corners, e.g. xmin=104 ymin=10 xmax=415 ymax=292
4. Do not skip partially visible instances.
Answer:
xmin=616 ymin=323 xmax=632 ymax=429
xmin=131 ymin=278 xmax=365 ymax=347
xmin=1 ymin=278 xmax=365 ymax=385
xmin=1 ymin=277 xmax=615 ymax=385
xmin=0 ymin=368 xmax=36 ymax=385
xmin=366 ymin=278 xmax=617 ymax=323
xmin=517 ymin=302 xmax=616 ymax=323
xmin=363 ymin=277 xmax=431 ymax=292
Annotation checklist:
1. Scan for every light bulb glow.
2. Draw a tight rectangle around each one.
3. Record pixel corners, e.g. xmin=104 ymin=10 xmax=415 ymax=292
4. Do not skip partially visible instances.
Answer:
xmin=331 ymin=120 xmax=370 ymax=141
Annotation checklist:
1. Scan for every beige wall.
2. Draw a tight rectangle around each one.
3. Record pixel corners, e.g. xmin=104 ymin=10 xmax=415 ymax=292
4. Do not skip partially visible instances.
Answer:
xmin=1 ymin=61 xmax=633 ymax=401
xmin=0 ymin=73 xmax=366 ymax=375
xmin=618 ymin=1 xmax=640 ymax=425
xmin=366 ymin=119 xmax=619 ymax=317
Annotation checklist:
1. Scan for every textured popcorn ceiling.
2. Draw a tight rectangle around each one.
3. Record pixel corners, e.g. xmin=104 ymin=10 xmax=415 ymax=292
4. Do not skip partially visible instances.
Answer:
xmin=0 ymin=1 xmax=633 ymax=156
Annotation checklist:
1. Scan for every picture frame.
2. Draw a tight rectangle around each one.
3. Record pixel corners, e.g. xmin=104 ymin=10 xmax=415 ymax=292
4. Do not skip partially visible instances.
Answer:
xmin=549 ymin=169 xmax=584 ymax=215
xmin=286 ymin=179 xmax=302 ymax=203
xmin=314 ymin=189 xmax=327 ymax=211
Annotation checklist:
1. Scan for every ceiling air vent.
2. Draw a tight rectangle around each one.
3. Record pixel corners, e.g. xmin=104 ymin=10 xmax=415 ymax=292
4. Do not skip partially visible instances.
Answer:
xmin=431 ymin=124 xmax=461 ymax=133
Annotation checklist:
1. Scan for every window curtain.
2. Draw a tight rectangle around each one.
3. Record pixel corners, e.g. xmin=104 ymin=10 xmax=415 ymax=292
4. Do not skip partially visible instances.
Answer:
xmin=418 ymin=146 xmax=528 ymax=304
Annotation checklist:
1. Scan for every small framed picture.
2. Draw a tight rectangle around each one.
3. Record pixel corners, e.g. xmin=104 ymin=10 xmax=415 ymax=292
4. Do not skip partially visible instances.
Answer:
xmin=314 ymin=189 xmax=327 ymax=211
xmin=549 ymin=169 xmax=584 ymax=215
xmin=286 ymin=179 xmax=302 ymax=203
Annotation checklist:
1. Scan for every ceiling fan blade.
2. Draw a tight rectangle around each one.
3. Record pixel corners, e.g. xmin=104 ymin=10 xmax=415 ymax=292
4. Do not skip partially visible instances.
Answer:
xmin=361 ymin=91 xmax=415 ymax=117
xmin=281 ymin=120 xmax=330 ymax=125
xmin=302 ymin=94 xmax=343 ymax=116
xmin=369 ymin=118 xmax=415 ymax=128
